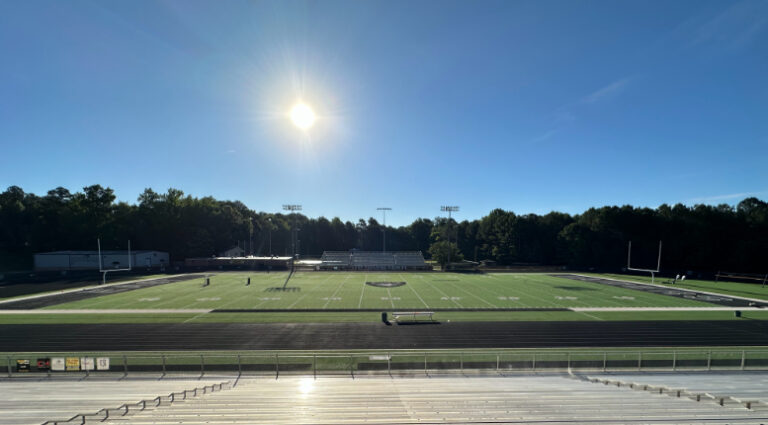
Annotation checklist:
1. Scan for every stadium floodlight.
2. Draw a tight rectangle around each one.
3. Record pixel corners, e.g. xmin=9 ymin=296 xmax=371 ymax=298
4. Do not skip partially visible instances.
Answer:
xmin=377 ymin=207 xmax=392 ymax=252
xmin=440 ymin=206 xmax=460 ymax=218
xmin=440 ymin=206 xmax=460 ymax=267
xmin=283 ymin=204 xmax=302 ymax=259
xmin=627 ymin=240 xmax=662 ymax=284
xmin=268 ymin=217 xmax=273 ymax=257
xmin=97 ymin=238 xmax=132 ymax=285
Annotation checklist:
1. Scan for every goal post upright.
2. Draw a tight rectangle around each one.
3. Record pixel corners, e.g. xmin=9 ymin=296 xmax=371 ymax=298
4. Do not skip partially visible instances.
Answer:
xmin=627 ymin=240 xmax=662 ymax=284
xmin=98 ymin=238 xmax=132 ymax=285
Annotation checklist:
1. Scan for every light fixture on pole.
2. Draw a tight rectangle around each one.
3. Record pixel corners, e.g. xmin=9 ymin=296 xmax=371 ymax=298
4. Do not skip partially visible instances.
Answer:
xmin=440 ymin=206 xmax=459 ymax=268
xmin=377 ymin=207 xmax=392 ymax=252
xmin=282 ymin=204 xmax=302 ymax=259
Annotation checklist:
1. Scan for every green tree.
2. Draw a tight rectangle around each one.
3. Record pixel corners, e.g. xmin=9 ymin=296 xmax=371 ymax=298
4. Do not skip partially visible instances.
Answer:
xmin=428 ymin=240 xmax=463 ymax=269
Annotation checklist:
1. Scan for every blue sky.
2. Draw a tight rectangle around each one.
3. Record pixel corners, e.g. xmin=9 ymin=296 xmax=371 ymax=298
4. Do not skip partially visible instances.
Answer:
xmin=1 ymin=0 xmax=766 ymax=226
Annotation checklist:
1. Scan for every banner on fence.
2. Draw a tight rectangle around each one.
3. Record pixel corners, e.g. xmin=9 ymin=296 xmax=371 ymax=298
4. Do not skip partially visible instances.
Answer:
xmin=96 ymin=357 xmax=110 ymax=370
xmin=15 ymin=359 xmax=30 ymax=372
xmin=80 ymin=357 xmax=95 ymax=371
xmin=65 ymin=357 xmax=80 ymax=371
xmin=51 ymin=357 xmax=65 ymax=371
xmin=36 ymin=358 xmax=50 ymax=371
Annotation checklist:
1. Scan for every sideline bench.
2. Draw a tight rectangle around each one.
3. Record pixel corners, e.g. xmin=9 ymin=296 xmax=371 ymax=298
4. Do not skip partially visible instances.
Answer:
xmin=392 ymin=311 xmax=435 ymax=323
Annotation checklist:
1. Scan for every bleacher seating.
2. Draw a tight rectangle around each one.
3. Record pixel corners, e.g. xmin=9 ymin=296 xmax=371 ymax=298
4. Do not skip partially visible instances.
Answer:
xmin=99 ymin=374 xmax=768 ymax=424
xmin=319 ymin=251 xmax=352 ymax=267
xmin=589 ymin=372 xmax=768 ymax=407
xmin=0 ymin=377 xmax=227 ymax=425
xmin=320 ymin=251 xmax=428 ymax=270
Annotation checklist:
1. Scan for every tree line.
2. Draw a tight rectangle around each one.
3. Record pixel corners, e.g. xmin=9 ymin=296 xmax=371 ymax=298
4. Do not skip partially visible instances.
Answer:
xmin=1 ymin=185 xmax=766 ymax=273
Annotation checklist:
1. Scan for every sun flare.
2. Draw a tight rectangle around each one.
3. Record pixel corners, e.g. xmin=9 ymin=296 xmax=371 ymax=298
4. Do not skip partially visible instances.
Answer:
xmin=290 ymin=103 xmax=316 ymax=130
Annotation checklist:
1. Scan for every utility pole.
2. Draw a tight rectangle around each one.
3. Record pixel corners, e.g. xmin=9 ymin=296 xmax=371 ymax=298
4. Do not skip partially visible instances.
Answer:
xmin=377 ymin=207 xmax=392 ymax=252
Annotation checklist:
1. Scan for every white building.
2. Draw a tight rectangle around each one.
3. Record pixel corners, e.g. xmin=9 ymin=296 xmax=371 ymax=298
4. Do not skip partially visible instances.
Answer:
xmin=34 ymin=250 xmax=170 ymax=271
xmin=219 ymin=246 xmax=246 ymax=257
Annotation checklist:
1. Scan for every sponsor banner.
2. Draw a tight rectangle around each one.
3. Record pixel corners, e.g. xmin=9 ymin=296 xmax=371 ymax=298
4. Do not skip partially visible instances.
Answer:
xmin=80 ymin=357 xmax=95 ymax=371
xmin=36 ymin=358 xmax=51 ymax=371
xmin=65 ymin=357 xmax=80 ymax=371
xmin=51 ymin=358 xmax=65 ymax=371
xmin=96 ymin=357 xmax=110 ymax=371
xmin=16 ymin=359 xmax=30 ymax=372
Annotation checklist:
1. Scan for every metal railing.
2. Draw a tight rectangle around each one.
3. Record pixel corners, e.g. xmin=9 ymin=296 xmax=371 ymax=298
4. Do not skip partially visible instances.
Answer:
xmin=6 ymin=349 xmax=768 ymax=379
xmin=40 ymin=381 xmax=230 ymax=425
xmin=574 ymin=374 xmax=768 ymax=412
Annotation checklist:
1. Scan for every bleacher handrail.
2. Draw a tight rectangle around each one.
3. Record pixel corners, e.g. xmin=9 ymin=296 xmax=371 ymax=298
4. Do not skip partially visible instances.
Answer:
xmin=40 ymin=380 xmax=231 ymax=425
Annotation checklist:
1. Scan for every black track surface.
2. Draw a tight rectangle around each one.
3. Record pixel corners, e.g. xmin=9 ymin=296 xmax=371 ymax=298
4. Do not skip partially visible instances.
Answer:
xmin=2 ymin=321 xmax=767 ymax=351
xmin=0 ymin=275 xmax=206 ymax=309
xmin=552 ymin=274 xmax=768 ymax=308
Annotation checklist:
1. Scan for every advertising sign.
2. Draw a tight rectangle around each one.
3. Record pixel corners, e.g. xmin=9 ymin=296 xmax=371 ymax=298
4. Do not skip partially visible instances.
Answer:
xmin=96 ymin=357 xmax=110 ymax=371
xmin=36 ymin=358 xmax=51 ymax=371
xmin=51 ymin=358 xmax=65 ymax=371
xmin=65 ymin=357 xmax=80 ymax=371
xmin=80 ymin=357 xmax=95 ymax=371
xmin=16 ymin=359 xmax=30 ymax=372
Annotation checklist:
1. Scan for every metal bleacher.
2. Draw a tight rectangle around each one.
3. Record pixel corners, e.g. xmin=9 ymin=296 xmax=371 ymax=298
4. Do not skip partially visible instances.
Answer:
xmin=586 ymin=371 xmax=768 ymax=411
xmin=320 ymin=251 xmax=428 ymax=270
xmin=0 ymin=377 xmax=229 ymax=425
xmin=89 ymin=375 xmax=768 ymax=424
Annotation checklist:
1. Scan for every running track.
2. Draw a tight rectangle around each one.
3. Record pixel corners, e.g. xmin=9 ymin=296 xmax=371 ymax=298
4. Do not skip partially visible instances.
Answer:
xmin=2 ymin=320 xmax=767 ymax=351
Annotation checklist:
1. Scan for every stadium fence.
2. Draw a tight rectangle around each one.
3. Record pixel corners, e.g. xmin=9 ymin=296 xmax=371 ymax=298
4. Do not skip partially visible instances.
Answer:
xmin=6 ymin=349 xmax=768 ymax=378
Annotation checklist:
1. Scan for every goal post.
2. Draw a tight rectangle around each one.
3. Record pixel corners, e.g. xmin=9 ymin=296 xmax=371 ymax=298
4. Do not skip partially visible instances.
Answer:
xmin=98 ymin=238 xmax=132 ymax=285
xmin=627 ymin=240 xmax=662 ymax=284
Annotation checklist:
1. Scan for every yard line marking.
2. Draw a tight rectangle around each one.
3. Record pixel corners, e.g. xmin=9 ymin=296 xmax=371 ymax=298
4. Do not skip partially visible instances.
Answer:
xmin=493 ymin=275 xmax=569 ymax=309
xmin=450 ymin=275 xmax=536 ymax=308
xmin=400 ymin=273 xmax=429 ymax=308
xmin=177 ymin=274 xmax=249 ymax=309
xmin=423 ymin=280 xmax=464 ymax=308
xmin=151 ymin=277 xmax=228 ymax=309
xmin=576 ymin=311 xmax=604 ymax=321
xmin=287 ymin=273 xmax=336 ymax=309
xmin=386 ymin=288 xmax=396 ymax=309
xmin=322 ymin=275 xmax=350 ymax=309
xmin=440 ymin=277 xmax=498 ymax=308
xmin=182 ymin=311 xmax=211 ymax=323
xmin=358 ymin=278 xmax=366 ymax=309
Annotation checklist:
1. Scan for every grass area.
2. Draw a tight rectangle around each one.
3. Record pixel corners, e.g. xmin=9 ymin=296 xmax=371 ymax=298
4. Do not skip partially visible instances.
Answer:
xmin=593 ymin=273 xmax=768 ymax=302
xmin=0 ymin=273 xmax=170 ymax=301
xmin=44 ymin=272 xmax=720 ymax=311
xmin=4 ymin=271 xmax=767 ymax=324
xmin=3 ymin=309 xmax=768 ymax=324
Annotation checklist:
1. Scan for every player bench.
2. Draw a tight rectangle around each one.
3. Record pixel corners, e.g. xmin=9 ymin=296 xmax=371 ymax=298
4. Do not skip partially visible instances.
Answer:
xmin=391 ymin=311 xmax=435 ymax=323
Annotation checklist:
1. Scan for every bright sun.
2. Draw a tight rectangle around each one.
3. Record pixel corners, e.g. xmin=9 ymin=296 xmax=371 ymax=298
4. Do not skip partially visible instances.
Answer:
xmin=290 ymin=103 xmax=316 ymax=130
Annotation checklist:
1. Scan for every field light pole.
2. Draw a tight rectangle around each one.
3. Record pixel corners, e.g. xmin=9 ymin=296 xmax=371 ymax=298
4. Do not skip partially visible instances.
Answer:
xmin=441 ymin=206 xmax=459 ymax=268
xmin=377 ymin=207 xmax=392 ymax=252
xmin=268 ymin=217 xmax=273 ymax=257
xmin=249 ymin=218 xmax=253 ymax=257
xmin=282 ymin=204 xmax=302 ymax=259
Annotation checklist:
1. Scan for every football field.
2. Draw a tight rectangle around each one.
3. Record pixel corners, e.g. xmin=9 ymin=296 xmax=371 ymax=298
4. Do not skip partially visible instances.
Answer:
xmin=45 ymin=272 xmax=718 ymax=311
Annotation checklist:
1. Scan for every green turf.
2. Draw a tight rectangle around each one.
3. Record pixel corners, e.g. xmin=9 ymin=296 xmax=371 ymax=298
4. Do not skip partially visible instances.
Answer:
xmin=0 ymin=273 xmax=169 ymax=301
xmin=592 ymin=273 xmax=768 ymax=301
xmin=44 ymin=272 xmax=720 ymax=311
